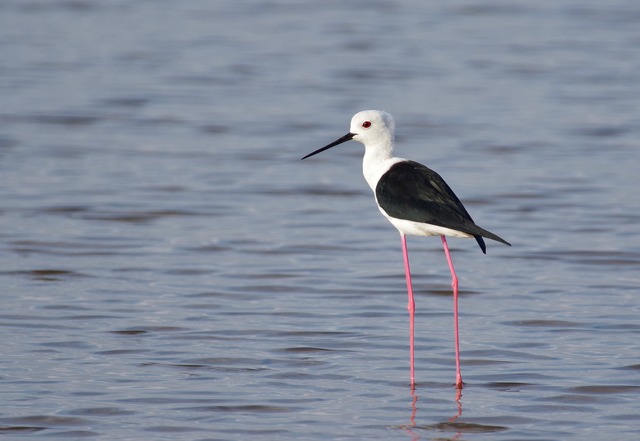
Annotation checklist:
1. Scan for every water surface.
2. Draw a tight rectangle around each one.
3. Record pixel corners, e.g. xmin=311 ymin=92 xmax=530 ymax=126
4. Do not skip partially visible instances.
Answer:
xmin=1 ymin=1 xmax=639 ymax=440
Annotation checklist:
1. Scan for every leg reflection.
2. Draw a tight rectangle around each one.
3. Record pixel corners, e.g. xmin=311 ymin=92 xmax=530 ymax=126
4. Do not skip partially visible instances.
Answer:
xmin=401 ymin=386 xmax=464 ymax=440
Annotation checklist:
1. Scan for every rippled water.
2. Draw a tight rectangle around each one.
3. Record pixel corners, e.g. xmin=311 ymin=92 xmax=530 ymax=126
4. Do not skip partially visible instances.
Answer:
xmin=1 ymin=1 xmax=639 ymax=440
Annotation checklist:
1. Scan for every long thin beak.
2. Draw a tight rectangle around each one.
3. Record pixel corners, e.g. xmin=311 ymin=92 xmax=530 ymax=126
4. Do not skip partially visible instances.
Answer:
xmin=301 ymin=132 xmax=355 ymax=160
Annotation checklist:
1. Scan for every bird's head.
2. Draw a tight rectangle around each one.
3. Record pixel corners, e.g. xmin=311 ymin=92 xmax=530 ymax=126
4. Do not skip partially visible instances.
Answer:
xmin=301 ymin=110 xmax=395 ymax=160
xmin=349 ymin=110 xmax=395 ymax=147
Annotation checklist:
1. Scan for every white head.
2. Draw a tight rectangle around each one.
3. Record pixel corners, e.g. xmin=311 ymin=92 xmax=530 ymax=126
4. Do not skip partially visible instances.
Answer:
xmin=301 ymin=110 xmax=395 ymax=160
xmin=349 ymin=110 xmax=395 ymax=147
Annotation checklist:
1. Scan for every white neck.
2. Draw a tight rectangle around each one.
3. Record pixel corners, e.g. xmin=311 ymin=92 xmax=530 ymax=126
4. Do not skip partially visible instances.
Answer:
xmin=362 ymin=141 xmax=403 ymax=192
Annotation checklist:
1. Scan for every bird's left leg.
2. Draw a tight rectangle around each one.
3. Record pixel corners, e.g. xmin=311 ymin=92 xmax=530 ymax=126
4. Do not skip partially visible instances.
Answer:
xmin=400 ymin=233 xmax=416 ymax=388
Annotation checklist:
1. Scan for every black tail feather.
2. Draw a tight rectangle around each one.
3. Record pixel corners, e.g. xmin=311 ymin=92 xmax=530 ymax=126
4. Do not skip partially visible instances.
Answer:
xmin=475 ymin=235 xmax=487 ymax=254
xmin=474 ymin=230 xmax=511 ymax=254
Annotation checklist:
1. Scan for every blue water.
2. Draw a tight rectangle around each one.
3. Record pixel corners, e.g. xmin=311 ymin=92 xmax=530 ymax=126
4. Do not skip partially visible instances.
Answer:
xmin=1 ymin=1 xmax=639 ymax=439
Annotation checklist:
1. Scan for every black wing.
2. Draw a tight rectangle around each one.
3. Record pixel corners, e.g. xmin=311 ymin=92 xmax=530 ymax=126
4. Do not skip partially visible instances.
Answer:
xmin=375 ymin=161 xmax=510 ymax=253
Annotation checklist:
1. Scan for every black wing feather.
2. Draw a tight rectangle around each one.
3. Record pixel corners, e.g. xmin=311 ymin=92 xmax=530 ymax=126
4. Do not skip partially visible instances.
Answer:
xmin=375 ymin=161 xmax=510 ymax=252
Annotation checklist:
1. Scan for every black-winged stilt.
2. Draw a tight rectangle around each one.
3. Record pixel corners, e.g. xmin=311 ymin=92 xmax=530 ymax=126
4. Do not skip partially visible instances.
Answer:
xmin=302 ymin=110 xmax=510 ymax=389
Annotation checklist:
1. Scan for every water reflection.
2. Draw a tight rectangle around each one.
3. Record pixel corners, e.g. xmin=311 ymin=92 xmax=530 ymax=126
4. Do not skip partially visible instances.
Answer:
xmin=401 ymin=386 xmax=464 ymax=440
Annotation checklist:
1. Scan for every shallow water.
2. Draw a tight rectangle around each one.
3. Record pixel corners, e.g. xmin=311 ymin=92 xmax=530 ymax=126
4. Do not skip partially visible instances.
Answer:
xmin=1 ymin=1 xmax=639 ymax=440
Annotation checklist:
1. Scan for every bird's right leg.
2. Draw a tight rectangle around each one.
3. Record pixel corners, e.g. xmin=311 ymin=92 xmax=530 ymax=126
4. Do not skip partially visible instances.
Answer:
xmin=441 ymin=236 xmax=463 ymax=389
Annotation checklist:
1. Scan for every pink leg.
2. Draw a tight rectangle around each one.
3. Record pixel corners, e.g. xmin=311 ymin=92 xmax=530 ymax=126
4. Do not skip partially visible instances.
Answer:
xmin=441 ymin=236 xmax=463 ymax=389
xmin=400 ymin=233 xmax=415 ymax=388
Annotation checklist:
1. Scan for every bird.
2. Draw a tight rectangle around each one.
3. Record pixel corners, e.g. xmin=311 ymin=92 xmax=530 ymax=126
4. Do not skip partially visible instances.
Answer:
xmin=301 ymin=110 xmax=510 ymax=389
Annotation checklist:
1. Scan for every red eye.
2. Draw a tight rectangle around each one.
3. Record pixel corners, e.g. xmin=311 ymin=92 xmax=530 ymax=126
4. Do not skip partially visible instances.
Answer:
xmin=362 ymin=121 xmax=372 ymax=128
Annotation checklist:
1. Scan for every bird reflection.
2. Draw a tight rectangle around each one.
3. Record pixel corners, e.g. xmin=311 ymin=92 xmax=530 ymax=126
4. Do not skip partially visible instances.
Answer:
xmin=401 ymin=385 xmax=463 ymax=440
